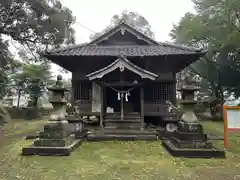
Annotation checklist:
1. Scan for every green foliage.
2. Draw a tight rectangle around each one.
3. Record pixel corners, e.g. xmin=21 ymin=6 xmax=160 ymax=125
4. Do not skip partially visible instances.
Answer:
xmin=0 ymin=38 xmax=21 ymax=99
xmin=0 ymin=0 xmax=76 ymax=55
xmin=90 ymin=10 xmax=155 ymax=40
xmin=11 ymin=62 xmax=52 ymax=107
xmin=0 ymin=104 xmax=11 ymax=126
xmin=0 ymin=0 xmax=76 ymax=100
xmin=171 ymin=0 xmax=240 ymax=98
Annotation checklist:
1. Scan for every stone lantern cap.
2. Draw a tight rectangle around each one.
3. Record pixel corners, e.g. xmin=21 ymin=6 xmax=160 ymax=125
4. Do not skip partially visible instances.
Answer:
xmin=178 ymin=85 xmax=200 ymax=91
xmin=178 ymin=73 xmax=200 ymax=92
xmin=47 ymin=75 xmax=69 ymax=92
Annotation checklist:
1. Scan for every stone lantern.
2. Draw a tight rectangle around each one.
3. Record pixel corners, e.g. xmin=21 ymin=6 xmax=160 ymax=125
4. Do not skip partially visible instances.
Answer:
xmin=162 ymin=73 xmax=225 ymax=158
xmin=178 ymin=73 xmax=202 ymax=132
xmin=22 ymin=75 xmax=82 ymax=156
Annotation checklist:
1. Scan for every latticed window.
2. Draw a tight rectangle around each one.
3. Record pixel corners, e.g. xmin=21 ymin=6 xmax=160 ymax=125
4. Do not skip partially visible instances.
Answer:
xmin=74 ymin=81 xmax=92 ymax=100
xmin=144 ymin=83 xmax=175 ymax=102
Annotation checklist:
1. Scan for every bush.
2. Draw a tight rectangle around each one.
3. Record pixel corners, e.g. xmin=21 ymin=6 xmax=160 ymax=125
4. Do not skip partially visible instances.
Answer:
xmin=5 ymin=107 xmax=51 ymax=120
xmin=0 ymin=104 xmax=11 ymax=125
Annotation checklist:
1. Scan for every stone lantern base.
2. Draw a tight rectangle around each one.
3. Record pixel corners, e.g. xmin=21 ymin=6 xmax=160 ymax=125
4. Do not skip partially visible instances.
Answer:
xmin=162 ymin=120 xmax=226 ymax=158
xmin=22 ymin=120 xmax=82 ymax=156
xmin=67 ymin=115 xmax=87 ymax=139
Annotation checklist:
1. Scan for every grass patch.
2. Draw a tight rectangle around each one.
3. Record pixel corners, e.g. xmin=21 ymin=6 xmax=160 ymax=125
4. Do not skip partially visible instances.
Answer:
xmin=4 ymin=119 xmax=46 ymax=137
xmin=202 ymin=121 xmax=240 ymax=153
xmin=0 ymin=120 xmax=239 ymax=180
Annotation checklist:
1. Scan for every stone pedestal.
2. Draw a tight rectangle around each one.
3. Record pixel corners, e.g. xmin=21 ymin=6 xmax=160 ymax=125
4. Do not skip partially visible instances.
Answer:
xmin=67 ymin=114 xmax=86 ymax=139
xmin=22 ymin=75 xmax=82 ymax=156
xmin=163 ymin=75 xmax=225 ymax=158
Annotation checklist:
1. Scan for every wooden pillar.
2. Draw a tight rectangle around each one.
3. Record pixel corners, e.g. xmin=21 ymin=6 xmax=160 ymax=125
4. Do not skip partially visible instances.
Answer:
xmin=71 ymin=79 xmax=75 ymax=105
xmin=100 ymin=81 xmax=104 ymax=128
xmin=140 ymin=87 xmax=144 ymax=128
xmin=173 ymin=75 xmax=177 ymax=105
xmin=121 ymin=92 xmax=124 ymax=121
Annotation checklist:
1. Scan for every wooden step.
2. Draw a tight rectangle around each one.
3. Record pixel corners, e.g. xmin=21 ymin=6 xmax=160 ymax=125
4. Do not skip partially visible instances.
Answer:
xmin=105 ymin=114 xmax=141 ymax=118
xmin=104 ymin=119 xmax=142 ymax=123
xmin=105 ymin=116 xmax=141 ymax=120
xmin=105 ymin=112 xmax=141 ymax=119
xmin=104 ymin=123 xmax=142 ymax=129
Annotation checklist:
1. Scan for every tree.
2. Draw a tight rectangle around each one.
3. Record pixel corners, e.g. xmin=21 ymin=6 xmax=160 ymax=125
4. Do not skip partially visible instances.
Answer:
xmin=170 ymin=0 xmax=240 ymax=99
xmin=11 ymin=62 xmax=52 ymax=107
xmin=90 ymin=10 xmax=155 ymax=40
xmin=0 ymin=38 xmax=21 ymax=99
xmin=0 ymin=0 xmax=76 ymax=58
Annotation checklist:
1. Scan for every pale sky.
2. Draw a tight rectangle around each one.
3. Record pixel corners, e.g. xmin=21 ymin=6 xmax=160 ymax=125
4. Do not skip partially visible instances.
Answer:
xmin=62 ymin=0 xmax=195 ymax=44
xmin=8 ymin=0 xmax=196 ymax=79
xmin=51 ymin=0 xmax=196 ymax=79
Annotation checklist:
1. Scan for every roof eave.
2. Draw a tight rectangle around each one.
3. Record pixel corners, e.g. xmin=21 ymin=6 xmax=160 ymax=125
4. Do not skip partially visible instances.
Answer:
xmin=86 ymin=56 xmax=158 ymax=81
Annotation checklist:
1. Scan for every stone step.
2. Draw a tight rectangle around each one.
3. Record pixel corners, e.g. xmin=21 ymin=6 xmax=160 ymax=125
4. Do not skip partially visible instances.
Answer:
xmin=103 ymin=128 xmax=158 ymax=135
xmin=86 ymin=134 xmax=158 ymax=141
xmin=105 ymin=123 xmax=142 ymax=129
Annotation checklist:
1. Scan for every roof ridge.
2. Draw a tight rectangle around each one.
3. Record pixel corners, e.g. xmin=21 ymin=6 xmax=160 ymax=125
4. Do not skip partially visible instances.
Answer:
xmin=88 ymin=20 xmax=159 ymax=45
xmin=117 ymin=20 xmax=159 ymax=45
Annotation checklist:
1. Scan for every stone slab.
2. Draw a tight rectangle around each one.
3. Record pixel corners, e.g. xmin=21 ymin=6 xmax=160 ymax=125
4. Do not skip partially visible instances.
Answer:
xmin=86 ymin=134 xmax=158 ymax=141
xmin=162 ymin=140 xmax=226 ymax=158
xmin=105 ymin=123 xmax=142 ymax=129
xmin=178 ymin=121 xmax=204 ymax=134
xmin=74 ymin=129 xmax=89 ymax=139
xmin=34 ymin=135 xmax=74 ymax=147
xmin=103 ymin=128 xmax=158 ymax=135
xmin=171 ymin=137 xmax=214 ymax=149
xmin=157 ymin=128 xmax=175 ymax=140
xmin=43 ymin=122 xmax=70 ymax=131
xmin=22 ymin=139 xmax=82 ymax=156
xmin=39 ymin=131 xmax=69 ymax=139
xmin=25 ymin=134 xmax=39 ymax=140
xmin=174 ymin=130 xmax=207 ymax=141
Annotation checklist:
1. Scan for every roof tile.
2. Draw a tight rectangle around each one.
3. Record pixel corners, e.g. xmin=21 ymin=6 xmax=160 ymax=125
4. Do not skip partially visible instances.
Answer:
xmin=46 ymin=45 xmax=204 ymax=57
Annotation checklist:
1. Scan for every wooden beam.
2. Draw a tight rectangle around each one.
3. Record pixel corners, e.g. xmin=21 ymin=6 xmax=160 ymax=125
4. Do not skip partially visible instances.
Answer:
xmin=100 ymin=81 xmax=104 ymax=128
xmin=172 ymin=76 xmax=177 ymax=105
xmin=140 ymin=87 xmax=144 ymax=129
xmin=71 ymin=79 xmax=75 ymax=105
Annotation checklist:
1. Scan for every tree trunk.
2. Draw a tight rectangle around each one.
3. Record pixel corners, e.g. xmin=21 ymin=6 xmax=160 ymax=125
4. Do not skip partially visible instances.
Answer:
xmin=33 ymin=96 xmax=38 ymax=107
xmin=0 ymin=125 xmax=3 ymax=138
xmin=17 ymin=91 xmax=21 ymax=108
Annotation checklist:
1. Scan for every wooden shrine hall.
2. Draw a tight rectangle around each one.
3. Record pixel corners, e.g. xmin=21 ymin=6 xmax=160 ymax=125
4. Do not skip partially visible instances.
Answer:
xmin=44 ymin=21 xmax=206 ymax=131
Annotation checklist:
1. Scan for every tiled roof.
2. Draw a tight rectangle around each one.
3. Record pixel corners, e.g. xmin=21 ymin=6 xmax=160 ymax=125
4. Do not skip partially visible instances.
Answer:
xmin=43 ymin=21 xmax=206 ymax=57
xmin=45 ymin=44 xmax=205 ymax=57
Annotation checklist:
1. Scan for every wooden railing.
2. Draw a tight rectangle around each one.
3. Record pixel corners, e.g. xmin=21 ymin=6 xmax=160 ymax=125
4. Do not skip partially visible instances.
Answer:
xmin=144 ymin=102 xmax=168 ymax=116
xmin=144 ymin=102 xmax=166 ymax=112
xmin=73 ymin=100 xmax=101 ymax=116
xmin=74 ymin=100 xmax=92 ymax=112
